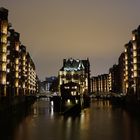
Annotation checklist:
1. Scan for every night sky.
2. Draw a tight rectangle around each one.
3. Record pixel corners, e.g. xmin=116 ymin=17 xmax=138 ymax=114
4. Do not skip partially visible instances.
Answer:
xmin=1 ymin=0 xmax=140 ymax=80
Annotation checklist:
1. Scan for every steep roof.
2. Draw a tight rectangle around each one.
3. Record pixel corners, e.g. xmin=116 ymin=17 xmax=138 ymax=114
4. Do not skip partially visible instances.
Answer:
xmin=60 ymin=58 xmax=85 ymax=71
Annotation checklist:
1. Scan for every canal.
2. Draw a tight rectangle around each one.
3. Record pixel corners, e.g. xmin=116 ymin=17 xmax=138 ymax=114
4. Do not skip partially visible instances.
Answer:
xmin=0 ymin=98 xmax=140 ymax=140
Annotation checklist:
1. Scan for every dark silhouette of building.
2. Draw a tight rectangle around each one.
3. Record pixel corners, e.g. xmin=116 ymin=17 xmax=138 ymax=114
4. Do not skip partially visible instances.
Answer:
xmin=60 ymin=81 xmax=80 ymax=99
xmin=39 ymin=76 xmax=58 ymax=93
xmin=109 ymin=64 xmax=120 ymax=93
xmin=118 ymin=52 xmax=125 ymax=93
xmin=19 ymin=45 xmax=27 ymax=95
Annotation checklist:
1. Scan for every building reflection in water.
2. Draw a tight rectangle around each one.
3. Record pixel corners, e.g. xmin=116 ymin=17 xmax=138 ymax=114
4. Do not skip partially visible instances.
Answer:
xmin=14 ymin=115 xmax=34 ymax=140
xmin=1 ymin=99 xmax=140 ymax=140
xmin=80 ymin=109 xmax=90 ymax=130
xmin=50 ymin=101 xmax=54 ymax=118
xmin=33 ymin=102 xmax=38 ymax=118
xmin=96 ymin=99 xmax=112 ymax=108
xmin=122 ymin=111 xmax=140 ymax=140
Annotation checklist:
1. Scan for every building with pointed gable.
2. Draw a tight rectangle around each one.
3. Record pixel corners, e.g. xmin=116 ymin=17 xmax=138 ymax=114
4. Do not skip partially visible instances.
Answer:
xmin=58 ymin=58 xmax=90 ymax=97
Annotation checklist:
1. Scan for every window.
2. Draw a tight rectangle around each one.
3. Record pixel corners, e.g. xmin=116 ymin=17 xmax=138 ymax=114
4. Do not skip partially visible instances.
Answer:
xmin=2 ymin=54 xmax=6 ymax=62
xmin=15 ymin=66 xmax=19 ymax=71
xmin=134 ymin=64 xmax=137 ymax=70
xmin=125 ymin=61 xmax=128 ymax=65
xmin=23 ymin=55 xmax=26 ymax=60
xmin=132 ymin=35 xmax=136 ymax=41
xmin=133 ymin=58 xmax=137 ymax=64
xmin=2 ymin=45 xmax=7 ymax=52
xmin=133 ymin=51 xmax=137 ymax=57
xmin=125 ymin=55 xmax=128 ymax=60
xmin=15 ymin=80 xmax=18 ymax=87
xmin=2 ymin=75 xmax=6 ymax=84
xmin=15 ymin=58 xmax=19 ymax=64
xmin=2 ymin=22 xmax=8 ymax=34
xmin=1 ymin=35 xmax=7 ymax=43
xmin=134 ymin=71 xmax=137 ymax=77
xmin=15 ymin=72 xmax=19 ymax=78
xmin=2 ymin=63 xmax=6 ymax=71
xmin=15 ymin=42 xmax=19 ymax=51
xmin=133 ymin=44 xmax=137 ymax=50
xmin=7 ymin=69 xmax=10 ymax=73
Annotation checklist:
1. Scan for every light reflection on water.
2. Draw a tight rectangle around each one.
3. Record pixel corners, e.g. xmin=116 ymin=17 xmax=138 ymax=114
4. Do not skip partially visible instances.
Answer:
xmin=0 ymin=99 xmax=140 ymax=140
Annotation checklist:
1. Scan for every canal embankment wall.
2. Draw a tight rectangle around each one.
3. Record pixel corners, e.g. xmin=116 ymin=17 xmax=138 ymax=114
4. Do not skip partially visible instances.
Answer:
xmin=0 ymin=96 xmax=36 ymax=116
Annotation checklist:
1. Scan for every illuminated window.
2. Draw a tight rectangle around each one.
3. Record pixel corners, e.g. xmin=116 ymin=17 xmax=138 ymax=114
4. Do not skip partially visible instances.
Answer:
xmin=2 ymin=45 xmax=7 ymax=52
xmin=133 ymin=51 xmax=137 ymax=57
xmin=2 ymin=63 xmax=6 ymax=71
xmin=125 ymin=76 xmax=128 ymax=81
xmin=125 ymin=55 xmax=128 ymax=60
xmin=134 ymin=71 xmax=137 ymax=77
xmin=15 ymin=66 xmax=19 ymax=71
xmin=125 ymin=48 xmax=127 ymax=52
xmin=23 ymin=66 xmax=26 ymax=71
xmin=2 ymin=27 xmax=7 ymax=34
xmin=15 ymin=59 xmax=19 ymax=64
xmin=125 ymin=71 xmax=128 ymax=75
xmin=7 ymin=59 xmax=10 ymax=64
xmin=132 ymin=35 xmax=136 ymax=41
xmin=23 ymin=61 xmax=26 ymax=66
xmin=15 ymin=80 xmax=18 ymax=87
xmin=7 ymin=69 xmax=10 ymax=73
xmin=2 ymin=54 xmax=6 ymax=62
xmin=15 ymin=72 xmax=19 ymax=78
xmin=71 ymin=91 xmax=76 ymax=96
xmin=7 ymin=50 xmax=10 ymax=55
xmin=22 ymin=83 xmax=25 ymax=88
xmin=126 ymin=83 xmax=128 ymax=88
xmin=1 ymin=22 xmax=8 ymax=34
xmin=67 ymin=99 xmax=71 ymax=104
xmin=72 ymin=86 xmax=77 ymax=89
xmin=15 ymin=42 xmax=19 ymax=51
xmin=134 ymin=64 xmax=137 ymax=70
xmin=133 ymin=58 xmax=137 ymax=63
xmin=1 ymin=35 xmax=7 ymax=43
xmin=28 ymin=85 xmax=30 ymax=89
xmin=65 ymin=86 xmax=70 ymax=89
xmin=23 ymin=55 xmax=26 ymax=60
xmin=63 ymin=71 xmax=66 ymax=75
xmin=2 ymin=75 xmax=6 ymax=84
xmin=133 ymin=44 xmax=136 ymax=50
xmin=125 ymin=61 xmax=128 ymax=65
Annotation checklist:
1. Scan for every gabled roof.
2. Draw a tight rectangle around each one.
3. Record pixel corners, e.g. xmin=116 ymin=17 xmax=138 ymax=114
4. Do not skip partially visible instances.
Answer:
xmin=61 ymin=58 xmax=85 ymax=71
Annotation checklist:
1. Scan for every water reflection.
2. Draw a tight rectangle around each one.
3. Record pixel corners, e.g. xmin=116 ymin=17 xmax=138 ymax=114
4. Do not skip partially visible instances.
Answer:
xmin=0 ymin=99 xmax=140 ymax=140
xmin=122 ymin=110 xmax=140 ymax=140
xmin=14 ymin=115 xmax=34 ymax=140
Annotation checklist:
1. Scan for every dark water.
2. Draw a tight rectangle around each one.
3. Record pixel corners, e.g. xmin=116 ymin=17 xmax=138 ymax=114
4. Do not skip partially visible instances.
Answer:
xmin=1 ymin=99 xmax=140 ymax=140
